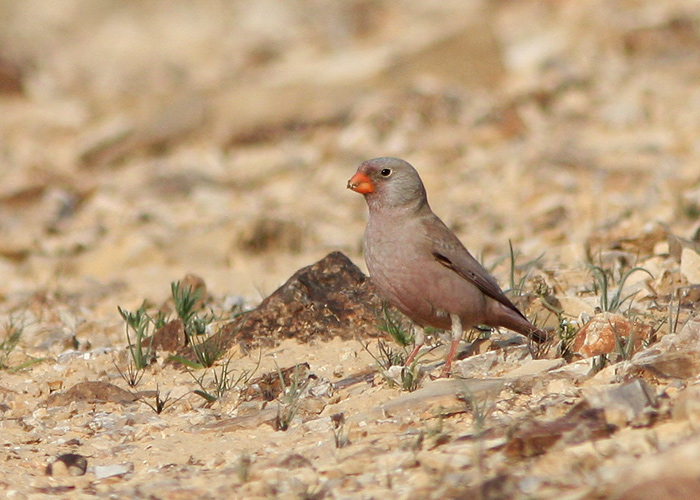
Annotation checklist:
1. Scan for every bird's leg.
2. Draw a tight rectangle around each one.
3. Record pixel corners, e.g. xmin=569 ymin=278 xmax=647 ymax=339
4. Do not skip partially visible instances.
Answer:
xmin=404 ymin=324 xmax=425 ymax=366
xmin=441 ymin=314 xmax=463 ymax=377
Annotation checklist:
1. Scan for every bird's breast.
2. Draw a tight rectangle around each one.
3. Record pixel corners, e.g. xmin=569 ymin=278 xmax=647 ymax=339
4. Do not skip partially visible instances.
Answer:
xmin=364 ymin=219 xmax=447 ymax=327
xmin=363 ymin=215 xmax=488 ymax=329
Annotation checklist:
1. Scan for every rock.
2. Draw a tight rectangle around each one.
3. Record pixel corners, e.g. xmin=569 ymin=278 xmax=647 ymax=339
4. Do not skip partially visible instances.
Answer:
xmin=147 ymin=319 xmax=186 ymax=353
xmin=179 ymin=273 xmax=209 ymax=308
xmin=680 ymin=247 xmax=700 ymax=284
xmin=616 ymin=476 xmax=700 ymax=500
xmin=275 ymin=453 xmax=314 ymax=470
xmin=631 ymin=351 xmax=700 ymax=380
xmin=505 ymin=402 xmax=616 ymax=458
xmin=454 ymin=345 xmax=532 ymax=378
xmin=659 ymin=314 xmax=700 ymax=351
xmin=379 ymin=378 xmax=505 ymax=419
xmin=550 ymin=358 xmax=597 ymax=382
xmin=628 ymin=313 xmax=700 ymax=379
xmin=197 ymin=407 xmax=280 ymax=432
xmin=92 ymin=462 xmax=134 ymax=479
xmin=607 ymin=434 xmax=700 ymax=499
xmin=332 ymin=369 xmax=375 ymax=390
xmin=671 ymin=385 xmax=700 ymax=425
xmin=545 ymin=377 xmax=579 ymax=398
xmin=33 ymin=486 xmax=77 ymax=495
xmin=502 ymin=358 xmax=565 ymax=377
xmin=583 ymin=379 xmax=658 ymax=427
xmin=200 ymin=252 xmax=388 ymax=353
xmin=585 ymin=221 xmax=666 ymax=259
xmin=45 ymin=381 xmax=138 ymax=407
xmin=45 ymin=453 xmax=88 ymax=477
xmin=242 ymin=363 xmax=312 ymax=402
xmin=572 ymin=312 xmax=650 ymax=358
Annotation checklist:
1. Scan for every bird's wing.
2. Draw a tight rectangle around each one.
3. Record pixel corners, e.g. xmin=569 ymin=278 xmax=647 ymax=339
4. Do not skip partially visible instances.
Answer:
xmin=421 ymin=215 xmax=528 ymax=320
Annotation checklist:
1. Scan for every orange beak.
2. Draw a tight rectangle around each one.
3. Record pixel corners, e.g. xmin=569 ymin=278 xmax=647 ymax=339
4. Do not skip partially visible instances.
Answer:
xmin=347 ymin=171 xmax=374 ymax=194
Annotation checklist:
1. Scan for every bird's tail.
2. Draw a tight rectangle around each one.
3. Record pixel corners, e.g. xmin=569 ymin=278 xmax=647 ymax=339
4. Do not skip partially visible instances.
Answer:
xmin=494 ymin=306 xmax=548 ymax=343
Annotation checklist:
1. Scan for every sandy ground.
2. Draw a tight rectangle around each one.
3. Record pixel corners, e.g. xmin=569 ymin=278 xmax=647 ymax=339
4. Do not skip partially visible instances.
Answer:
xmin=2 ymin=1 xmax=700 ymax=499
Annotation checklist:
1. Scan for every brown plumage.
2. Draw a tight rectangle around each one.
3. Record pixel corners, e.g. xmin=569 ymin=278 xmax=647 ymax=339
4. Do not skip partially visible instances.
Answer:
xmin=347 ymin=157 xmax=545 ymax=376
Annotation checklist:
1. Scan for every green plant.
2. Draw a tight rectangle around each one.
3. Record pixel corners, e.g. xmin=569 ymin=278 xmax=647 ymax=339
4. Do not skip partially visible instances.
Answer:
xmin=612 ymin=319 xmax=636 ymax=361
xmin=507 ymin=240 xmax=544 ymax=297
xmin=588 ymin=264 xmax=653 ymax=313
xmin=556 ymin=317 xmax=579 ymax=360
xmin=137 ymin=384 xmax=184 ymax=414
xmin=331 ymin=412 xmax=349 ymax=448
xmin=190 ymin=350 xmax=261 ymax=404
xmin=361 ymin=340 xmax=425 ymax=392
xmin=0 ymin=317 xmax=22 ymax=369
xmin=504 ymin=241 xmax=548 ymax=352
xmin=591 ymin=354 xmax=609 ymax=374
xmin=152 ymin=310 xmax=170 ymax=330
xmin=363 ymin=339 xmax=405 ymax=370
xmin=236 ymin=454 xmax=252 ymax=483
xmin=611 ymin=313 xmax=662 ymax=361
xmin=668 ymin=287 xmax=691 ymax=335
xmin=190 ymin=334 xmax=226 ymax=369
xmin=399 ymin=361 xmax=423 ymax=392
xmin=170 ymin=281 xmax=221 ymax=367
xmin=118 ymin=304 xmax=154 ymax=370
xmin=466 ymin=324 xmax=493 ymax=343
xmin=274 ymin=363 xmax=311 ymax=431
xmin=171 ymin=281 xmax=201 ymax=329
xmin=114 ymin=359 xmax=145 ymax=388
xmin=377 ymin=303 xmax=413 ymax=347
xmin=0 ymin=316 xmax=40 ymax=370
xmin=117 ymin=304 xmax=154 ymax=386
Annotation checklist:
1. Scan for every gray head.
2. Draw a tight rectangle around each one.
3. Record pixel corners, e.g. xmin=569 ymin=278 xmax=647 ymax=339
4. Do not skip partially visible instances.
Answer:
xmin=347 ymin=157 xmax=429 ymax=212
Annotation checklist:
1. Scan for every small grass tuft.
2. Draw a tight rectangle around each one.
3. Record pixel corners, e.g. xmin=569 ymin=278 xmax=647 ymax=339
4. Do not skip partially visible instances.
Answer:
xmin=377 ymin=303 xmax=413 ymax=347
xmin=236 ymin=454 xmax=252 ymax=483
xmin=0 ymin=316 xmax=23 ymax=370
xmin=556 ymin=316 xmax=579 ymax=361
xmin=190 ymin=349 xmax=261 ymax=405
xmin=274 ymin=363 xmax=311 ymax=431
xmin=116 ymin=304 xmax=154 ymax=386
xmin=507 ymin=240 xmax=544 ymax=297
xmin=171 ymin=280 xmax=221 ymax=367
xmin=331 ymin=412 xmax=350 ymax=448
xmin=587 ymin=263 xmax=653 ymax=313
xmin=0 ymin=315 xmax=41 ymax=371
xmin=399 ymin=361 xmax=423 ymax=392
xmin=366 ymin=339 xmax=406 ymax=370
xmin=361 ymin=340 xmax=425 ymax=392
xmin=137 ymin=384 xmax=184 ymax=414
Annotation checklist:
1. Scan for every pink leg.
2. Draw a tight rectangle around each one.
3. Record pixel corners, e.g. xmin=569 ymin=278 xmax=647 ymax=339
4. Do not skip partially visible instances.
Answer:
xmin=440 ymin=314 xmax=463 ymax=377
xmin=404 ymin=325 xmax=425 ymax=366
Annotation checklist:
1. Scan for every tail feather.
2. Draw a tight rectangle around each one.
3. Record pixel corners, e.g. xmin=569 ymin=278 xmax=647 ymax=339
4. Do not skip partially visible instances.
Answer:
xmin=493 ymin=305 xmax=548 ymax=343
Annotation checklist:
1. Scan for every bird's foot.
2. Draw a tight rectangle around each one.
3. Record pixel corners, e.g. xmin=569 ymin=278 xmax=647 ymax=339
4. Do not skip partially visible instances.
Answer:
xmin=404 ymin=344 xmax=423 ymax=367
xmin=438 ymin=362 xmax=453 ymax=378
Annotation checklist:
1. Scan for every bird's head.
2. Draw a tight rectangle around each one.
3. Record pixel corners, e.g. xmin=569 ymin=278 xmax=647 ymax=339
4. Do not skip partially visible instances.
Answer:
xmin=347 ymin=157 xmax=428 ymax=211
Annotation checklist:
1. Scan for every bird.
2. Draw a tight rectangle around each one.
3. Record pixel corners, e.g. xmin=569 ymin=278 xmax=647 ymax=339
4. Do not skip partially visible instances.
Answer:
xmin=347 ymin=157 xmax=546 ymax=376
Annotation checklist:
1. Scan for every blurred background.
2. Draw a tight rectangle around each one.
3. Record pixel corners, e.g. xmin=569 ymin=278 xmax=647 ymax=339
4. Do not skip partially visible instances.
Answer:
xmin=0 ymin=0 xmax=699 ymax=310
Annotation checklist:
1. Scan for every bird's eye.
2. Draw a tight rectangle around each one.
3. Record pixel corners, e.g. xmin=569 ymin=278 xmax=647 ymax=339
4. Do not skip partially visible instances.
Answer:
xmin=380 ymin=168 xmax=392 ymax=177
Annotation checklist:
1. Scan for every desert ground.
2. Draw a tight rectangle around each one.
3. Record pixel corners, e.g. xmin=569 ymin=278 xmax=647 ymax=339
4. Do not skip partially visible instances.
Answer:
xmin=2 ymin=1 xmax=700 ymax=499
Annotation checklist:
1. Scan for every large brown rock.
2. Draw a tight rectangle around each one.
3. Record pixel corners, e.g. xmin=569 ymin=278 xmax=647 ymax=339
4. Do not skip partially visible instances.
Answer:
xmin=200 ymin=252 xmax=389 ymax=354
xmin=45 ymin=381 xmax=138 ymax=407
